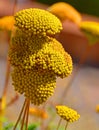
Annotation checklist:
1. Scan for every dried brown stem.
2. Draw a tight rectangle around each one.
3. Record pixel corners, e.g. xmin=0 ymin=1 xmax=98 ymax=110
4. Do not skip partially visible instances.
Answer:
xmin=20 ymin=100 xmax=28 ymax=130
xmin=25 ymin=100 xmax=30 ymax=130
xmin=7 ymin=94 xmax=19 ymax=107
xmin=2 ymin=0 xmax=18 ymax=105
xmin=2 ymin=59 xmax=10 ymax=97
xmin=13 ymin=99 xmax=27 ymax=130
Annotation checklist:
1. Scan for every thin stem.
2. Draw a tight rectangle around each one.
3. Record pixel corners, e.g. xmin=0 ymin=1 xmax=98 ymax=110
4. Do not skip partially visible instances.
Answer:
xmin=2 ymin=0 xmax=18 ymax=106
xmin=20 ymin=100 xmax=28 ymax=130
xmin=60 ymin=45 xmax=92 ymax=104
xmin=12 ymin=0 xmax=18 ymax=15
xmin=7 ymin=94 xmax=19 ymax=107
xmin=56 ymin=118 xmax=62 ymax=130
xmin=25 ymin=100 xmax=30 ymax=130
xmin=65 ymin=122 xmax=68 ymax=130
xmin=2 ymin=59 xmax=10 ymax=97
xmin=13 ymin=99 xmax=27 ymax=130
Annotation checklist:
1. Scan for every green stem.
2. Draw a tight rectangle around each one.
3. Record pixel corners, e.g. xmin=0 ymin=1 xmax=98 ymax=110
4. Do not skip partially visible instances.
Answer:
xmin=56 ymin=118 xmax=62 ymax=130
xmin=65 ymin=122 xmax=68 ymax=130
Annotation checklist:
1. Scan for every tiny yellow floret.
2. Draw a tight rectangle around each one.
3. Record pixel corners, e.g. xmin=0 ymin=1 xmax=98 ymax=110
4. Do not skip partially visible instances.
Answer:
xmin=56 ymin=105 xmax=80 ymax=122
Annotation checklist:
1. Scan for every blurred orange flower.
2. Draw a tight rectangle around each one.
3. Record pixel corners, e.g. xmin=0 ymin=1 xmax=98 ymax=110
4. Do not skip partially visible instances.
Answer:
xmin=48 ymin=2 xmax=82 ymax=25
xmin=96 ymin=105 xmax=99 ymax=113
xmin=29 ymin=107 xmax=48 ymax=119
xmin=0 ymin=16 xmax=14 ymax=31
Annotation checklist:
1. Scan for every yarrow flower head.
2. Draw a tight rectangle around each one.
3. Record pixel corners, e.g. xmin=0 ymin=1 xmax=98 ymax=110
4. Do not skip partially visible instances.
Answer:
xmin=0 ymin=16 xmax=14 ymax=31
xmin=79 ymin=21 xmax=99 ymax=45
xmin=9 ymin=8 xmax=73 ymax=105
xmin=15 ymin=8 xmax=62 ymax=36
xmin=48 ymin=2 xmax=82 ymax=25
xmin=56 ymin=105 xmax=80 ymax=122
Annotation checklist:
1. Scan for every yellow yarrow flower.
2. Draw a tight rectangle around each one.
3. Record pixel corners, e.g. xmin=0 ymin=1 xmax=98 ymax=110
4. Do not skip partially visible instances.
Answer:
xmin=79 ymin=21 xmax=99 ymax=45
xmin=9 ymin=8 xmax=73 ymax=105
xmin=48 ymin=2 xmax=82 ymax=25
xmin=15 ymin=8 xmax=62 ymax=36
xmin=56 ymin=105 xmax=80 ymax=122
xmin=0 ymin=16 xmax=14 ymax=31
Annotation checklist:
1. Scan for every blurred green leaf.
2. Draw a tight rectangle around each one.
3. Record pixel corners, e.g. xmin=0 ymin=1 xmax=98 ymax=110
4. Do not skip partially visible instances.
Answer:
xmin=28 ymin=123 xmax=39 ymax=130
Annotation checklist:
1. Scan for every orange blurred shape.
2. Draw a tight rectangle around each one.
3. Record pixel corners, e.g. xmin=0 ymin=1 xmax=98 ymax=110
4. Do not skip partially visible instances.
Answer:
xmin=0 ymin=16 xmax=14 ymax=31
xmin=29 ymin=107 xmax=48 ymax=119
xmin=48 ymin=2 xmax=82 ymax=25
xmin=96 ymin=105 xmax=99 ymax=113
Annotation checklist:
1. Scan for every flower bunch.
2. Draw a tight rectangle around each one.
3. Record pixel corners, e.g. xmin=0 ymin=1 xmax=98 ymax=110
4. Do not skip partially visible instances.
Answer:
xmin=9 ymin=8 xmax=73 ymax=105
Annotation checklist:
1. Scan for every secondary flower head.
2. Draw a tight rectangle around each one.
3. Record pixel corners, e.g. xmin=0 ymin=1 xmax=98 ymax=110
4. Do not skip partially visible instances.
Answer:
xmin=79 ymin=21 xmax=99 ymax=45
xmin=48 ymin=2 xmax=82 ymax=25
xmin=0 ymin=16 xmax=14 ymax=31
xmin=56 ymin=105 xmax=80 ymax=122
xmin=15 ymin=8 xmax=62 ymax=36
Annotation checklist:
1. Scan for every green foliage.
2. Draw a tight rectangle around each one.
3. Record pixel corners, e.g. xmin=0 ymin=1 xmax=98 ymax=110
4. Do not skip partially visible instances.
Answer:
xmin=28 ymin=123 xmax=39 ymax=130
xmin=3 ymin=123 xmax=13 ymax=130
xmin=1 ymin=121 xmax=39 ymax=130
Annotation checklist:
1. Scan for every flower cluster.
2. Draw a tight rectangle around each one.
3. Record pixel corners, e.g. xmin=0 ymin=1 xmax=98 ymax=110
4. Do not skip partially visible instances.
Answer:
xmin=9 ymin=8 xmax=73 ymax=105
xmin=0 ymin=16 xmax=14 ymax=31
xmin=56 ymin=105 xmax=80 ymax=122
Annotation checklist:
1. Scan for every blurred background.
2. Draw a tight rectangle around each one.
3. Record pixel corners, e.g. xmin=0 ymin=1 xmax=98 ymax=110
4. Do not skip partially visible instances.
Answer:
xmin=0 ymin=0 xmax=99 ymax=130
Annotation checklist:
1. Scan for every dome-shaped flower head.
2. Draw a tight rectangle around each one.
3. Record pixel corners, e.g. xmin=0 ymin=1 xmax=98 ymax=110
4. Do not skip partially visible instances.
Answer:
xmin=56 ymin=105 xmax=80 ymax=122
xmin=14 ymin=8 xmax=62 ymax=36
xmin=0 ymin=16 xmax=14 ymax=31
xmin=79 ymin=21 xmax=99 ymax=45
xmin=48 ymin=2 xmax=82 ymax=25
